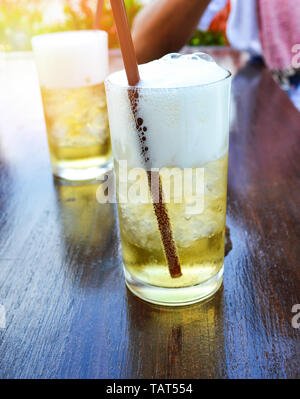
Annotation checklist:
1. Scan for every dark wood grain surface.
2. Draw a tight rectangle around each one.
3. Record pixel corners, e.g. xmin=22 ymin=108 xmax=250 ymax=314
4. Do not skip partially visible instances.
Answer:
xmin=0 ymin=49 xmax=299 ymax=379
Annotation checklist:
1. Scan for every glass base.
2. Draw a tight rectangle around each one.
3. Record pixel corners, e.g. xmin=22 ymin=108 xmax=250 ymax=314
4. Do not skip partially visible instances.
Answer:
xmin=124 ymin=265 xmax=224 ymax=307
xmin=52 ymin=159 xmax=113 ymax=182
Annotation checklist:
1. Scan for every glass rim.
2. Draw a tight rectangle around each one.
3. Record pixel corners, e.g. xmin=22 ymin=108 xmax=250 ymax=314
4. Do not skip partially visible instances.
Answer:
xmin=105 ymin=69 xmax=232 ymax=91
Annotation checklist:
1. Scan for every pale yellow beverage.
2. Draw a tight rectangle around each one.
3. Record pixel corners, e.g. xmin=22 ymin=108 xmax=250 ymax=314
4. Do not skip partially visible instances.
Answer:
xmin=41 ymin=82 xmax=111 ymax=174
xmin=116 ymin=155 xmax=228 ymax=289
xmin=32 ymin=30 xmax=111 ymax=181
xmin=105 ymin=53 xmax=232 ymax=305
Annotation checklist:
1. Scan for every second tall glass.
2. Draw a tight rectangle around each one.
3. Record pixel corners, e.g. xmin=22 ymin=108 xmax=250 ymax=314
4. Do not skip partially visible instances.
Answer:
xmin=32 ymin=30 xmax=111 ymax=181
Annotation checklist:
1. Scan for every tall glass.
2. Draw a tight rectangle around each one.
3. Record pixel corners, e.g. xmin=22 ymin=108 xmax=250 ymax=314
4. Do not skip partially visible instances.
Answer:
xmin=32 ymin=31 xmax=111 ymax=181
xmin=105 ymin=53 xmax=231 ymax=306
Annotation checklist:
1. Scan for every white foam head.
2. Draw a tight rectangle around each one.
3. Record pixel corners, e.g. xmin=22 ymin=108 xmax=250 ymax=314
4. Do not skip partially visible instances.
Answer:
xmin=109 ymin=53 xmax=229 ymax=88
xmin=32 ymin=30 xmax=108 ymax=89
xmin=105 ymin=53 xmax=231 ymax=169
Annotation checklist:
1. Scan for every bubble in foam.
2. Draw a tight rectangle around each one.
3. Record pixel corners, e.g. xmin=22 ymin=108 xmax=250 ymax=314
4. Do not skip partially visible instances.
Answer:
xmin=189 ymin=52 xmax=215 ymax=62
xmin=162 ymin=52 xmax=214 ymax=63
xmin=32 ymin=30 xmax=108 ymax=89
xmin=161 ymin=53 xmax=182 ymax=60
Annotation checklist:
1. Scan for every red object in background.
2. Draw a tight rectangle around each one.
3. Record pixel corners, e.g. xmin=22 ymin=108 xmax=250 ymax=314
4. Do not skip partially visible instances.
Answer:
xmin=66 ymin=0 xmax=94 ymax=19
xmin=209 ymin=0 xmax=231 ymax=43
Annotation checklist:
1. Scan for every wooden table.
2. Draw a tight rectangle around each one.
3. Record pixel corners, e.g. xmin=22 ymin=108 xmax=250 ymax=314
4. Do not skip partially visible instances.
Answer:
xmin=0 ymin=49 xmax=299 ymax=379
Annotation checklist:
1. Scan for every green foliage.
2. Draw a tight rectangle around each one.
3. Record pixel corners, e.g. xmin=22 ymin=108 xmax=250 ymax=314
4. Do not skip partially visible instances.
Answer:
xmin=189 ymin=30 xmax=226 ymax=47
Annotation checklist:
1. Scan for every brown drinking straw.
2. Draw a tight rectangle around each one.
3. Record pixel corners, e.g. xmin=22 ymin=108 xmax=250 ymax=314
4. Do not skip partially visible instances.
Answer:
xmin=110 ymin=0 xmax=182 ymax=278
xmin=93 ymin=0 xmax=104 ymax=30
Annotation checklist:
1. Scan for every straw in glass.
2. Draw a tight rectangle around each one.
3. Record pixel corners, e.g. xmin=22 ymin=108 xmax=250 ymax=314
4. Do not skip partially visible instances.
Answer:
xmin=110 ymin=0 xmax=182 ymax=278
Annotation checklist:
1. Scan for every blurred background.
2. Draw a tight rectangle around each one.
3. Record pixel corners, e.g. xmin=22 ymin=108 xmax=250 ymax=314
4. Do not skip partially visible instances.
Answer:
xmin=0 ymin=0 xmax=299 ymax=112
xmin=0 ymin=0 xmax=228 ymax=52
